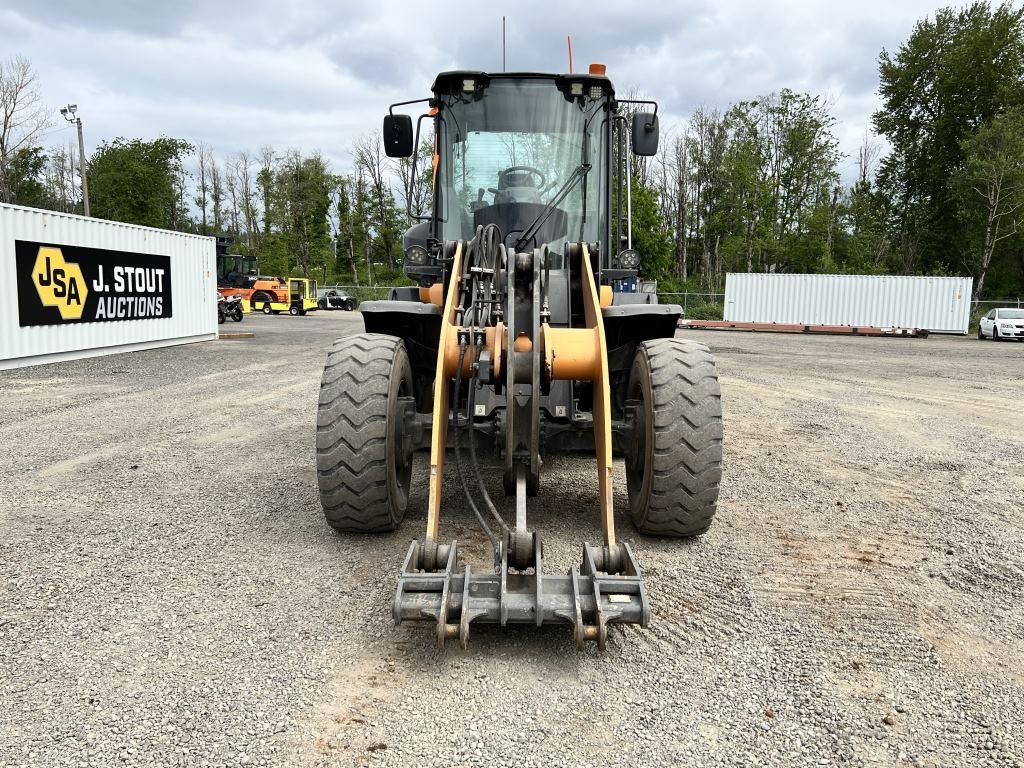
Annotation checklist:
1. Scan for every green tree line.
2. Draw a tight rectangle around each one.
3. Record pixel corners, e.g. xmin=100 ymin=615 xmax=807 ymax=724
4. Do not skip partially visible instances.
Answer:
xmin=2 ymin=2 xmax=1022 ymax=298
xmin=637 ymin=1 xmax=1024 ymax=300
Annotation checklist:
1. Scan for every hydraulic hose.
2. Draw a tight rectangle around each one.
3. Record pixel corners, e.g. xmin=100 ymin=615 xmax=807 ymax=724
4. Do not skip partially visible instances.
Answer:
xmin=452 ymin=342 xmax=500 ymax=551
xmin=466 ymin=343 xmax=509 ymax=535
xmin=451 ymin=224 xmax=514 ymax=553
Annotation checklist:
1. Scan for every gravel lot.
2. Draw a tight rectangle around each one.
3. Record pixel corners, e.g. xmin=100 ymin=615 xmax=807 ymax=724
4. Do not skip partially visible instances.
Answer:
xmin=2 ymin=312 xmax=1022 ymax=768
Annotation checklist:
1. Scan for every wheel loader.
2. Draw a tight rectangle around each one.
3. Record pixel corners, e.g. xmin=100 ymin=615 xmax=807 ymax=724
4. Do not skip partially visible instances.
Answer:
xmin=316 ymin=66 xmax=723 ymax=648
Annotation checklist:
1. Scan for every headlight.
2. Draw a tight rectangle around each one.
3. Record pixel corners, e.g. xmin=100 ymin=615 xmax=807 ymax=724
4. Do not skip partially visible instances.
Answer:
xmin=617 ymin=249 xmax=640 ymax=270
xmin=1000 ymin=322 xmax=1013 ymax=328
xmin=405 ymin=245 xmax=428 ymax=266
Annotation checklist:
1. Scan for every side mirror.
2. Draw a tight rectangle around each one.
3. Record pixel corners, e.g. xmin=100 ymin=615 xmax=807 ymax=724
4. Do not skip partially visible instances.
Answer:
xmin=383 ymin=114 xmax=414 ymax=158
xmin=631 ymin=112 xmax=659 ymax=156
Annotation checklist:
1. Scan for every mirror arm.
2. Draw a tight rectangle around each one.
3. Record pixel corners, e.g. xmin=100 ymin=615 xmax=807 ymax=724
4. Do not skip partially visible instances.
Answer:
xmin=617 ymin=98 xmax=659 ymax=129
xmin=388 ymin=97 xmax=432 ymax=120
xmin=407 ymin=113 xmax=433 ymax=222
xmin=387 ymin=97 xmax=432 ymax=153
xmin=626 ymin=143 xmax=632 ymax=250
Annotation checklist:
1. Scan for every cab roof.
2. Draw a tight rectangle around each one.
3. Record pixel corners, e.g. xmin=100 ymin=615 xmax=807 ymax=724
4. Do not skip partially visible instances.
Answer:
xmin=430 ymin=70 xmax=615 ymax=98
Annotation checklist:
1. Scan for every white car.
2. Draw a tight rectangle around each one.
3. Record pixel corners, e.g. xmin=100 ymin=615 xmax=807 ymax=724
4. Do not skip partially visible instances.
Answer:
xmin=978 ymin=308 xmax=1024 ymax=340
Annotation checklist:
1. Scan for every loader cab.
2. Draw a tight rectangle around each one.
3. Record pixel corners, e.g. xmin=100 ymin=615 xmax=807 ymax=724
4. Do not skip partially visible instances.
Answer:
xmin=386 ymin=70 xmax=658 ymax=285
xmin=216 ymin=253 xmax=259 ymax=289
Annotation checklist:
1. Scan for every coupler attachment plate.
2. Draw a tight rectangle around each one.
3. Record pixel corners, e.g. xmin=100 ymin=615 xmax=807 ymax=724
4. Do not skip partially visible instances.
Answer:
xmin=392 ymin=538 xmax=650 ymax=649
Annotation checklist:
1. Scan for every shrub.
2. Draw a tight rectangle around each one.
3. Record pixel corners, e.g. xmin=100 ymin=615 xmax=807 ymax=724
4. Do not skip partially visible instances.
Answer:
xmin=685 ymin=301 xmax=724 ymax=321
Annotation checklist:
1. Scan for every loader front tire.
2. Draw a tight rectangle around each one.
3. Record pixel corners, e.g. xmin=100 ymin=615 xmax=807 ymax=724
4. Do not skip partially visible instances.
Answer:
xmin=316 ymin=333 xmax=414 ymax=532
xmin=625 ymin=339 xmax=723 ymax=537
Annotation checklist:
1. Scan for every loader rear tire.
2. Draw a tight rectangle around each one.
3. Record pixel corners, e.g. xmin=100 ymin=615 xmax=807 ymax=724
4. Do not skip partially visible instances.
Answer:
xmin=316 ymin=333 xmax=414 ymax=532
xmin=625 ymin=338 xmax=723 ymax=537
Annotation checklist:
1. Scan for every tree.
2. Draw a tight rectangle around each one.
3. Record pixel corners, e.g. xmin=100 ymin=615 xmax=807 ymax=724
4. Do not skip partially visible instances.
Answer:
xmin=354 ymin=133 xmax=403 ymax=271
xmin=6 ymin=146 xmax=46 ymax=207
xmin=721 ymin=105 xmax=762 ymax=275
xmin=393 ymin=138 xmax=434 ymax=223
xmin=874 ymin=2 xmax=1024 ymax=277
xmin=272 ymin=151 xmax=332 ymax=277
xmin=229 ymin=151 xmax=261 ymax=251
xmin=41 ymin=145 xmax=79 ymax=213
xmin=0 ymin=55 xmax=51 ymax=204
xmin=953 ymin=107 xmax=1024 ymax=301
xmin=88 ymin=137 xmax=194 ymax=229
xmin=210 ymin=160 xmax=224 ymax=233
xmin=719 ymin=91 xmax=841 ymax=277
xmin=224 ymin=164 xmax=240 ymax=237
xmin=331 ymin=175 xmax=362 ymax=284
xmin=257 ymin=145 xmax=275 ymax=237
xmin=194 ymin=143 xmax=212 ymax=234
xmin=630 ymin=177 xmax=673 ymax=284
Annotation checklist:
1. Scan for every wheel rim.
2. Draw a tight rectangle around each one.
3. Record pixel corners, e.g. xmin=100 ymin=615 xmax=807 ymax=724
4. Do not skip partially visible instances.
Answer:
xmin=624 ymin=355 xmax=654 ymax=520
xmin=387 ymin=354 xmax=415 ymax=514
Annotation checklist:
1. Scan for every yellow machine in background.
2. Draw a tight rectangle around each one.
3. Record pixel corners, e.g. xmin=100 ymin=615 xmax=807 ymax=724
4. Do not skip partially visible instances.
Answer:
xmin=250 ymin=278 xmax=319 ymax=316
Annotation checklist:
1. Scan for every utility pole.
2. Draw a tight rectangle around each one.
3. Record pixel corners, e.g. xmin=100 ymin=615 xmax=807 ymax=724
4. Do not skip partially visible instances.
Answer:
xmin=60 ymin=104 xmax=90 ymax=216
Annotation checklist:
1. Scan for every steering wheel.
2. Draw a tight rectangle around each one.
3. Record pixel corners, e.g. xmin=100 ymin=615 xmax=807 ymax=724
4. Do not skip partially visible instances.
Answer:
xmin=497 ymin=165 xmax=545 ymax=189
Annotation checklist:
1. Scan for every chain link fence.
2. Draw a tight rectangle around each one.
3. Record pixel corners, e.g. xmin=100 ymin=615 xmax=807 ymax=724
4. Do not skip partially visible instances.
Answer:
xmin=320 ymin=285 xmax=729 ymax=317
xmin=972 ymin=298 xmax=1023 ymax=314
xmin=320 ymin=286 xmax=1020 ymax=328
xmin=969 ymin=298 xmax=1023 ymax=331
xmin=657 ymin=292 xmax=726 ymax=319
xmin=318 ymin=285 xmax=402 ymax=303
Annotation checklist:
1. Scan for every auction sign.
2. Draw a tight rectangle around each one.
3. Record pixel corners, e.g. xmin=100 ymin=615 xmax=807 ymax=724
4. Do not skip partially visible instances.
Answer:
xmin=16 ymin=240 xmax=173 ymax=327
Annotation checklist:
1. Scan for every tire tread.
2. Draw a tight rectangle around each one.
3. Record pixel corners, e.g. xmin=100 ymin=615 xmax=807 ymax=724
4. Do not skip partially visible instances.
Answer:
xmin=630 ymin=338 xmax=723 ymax=537
xmin=316 ymin=333 xmax=406 ymax=533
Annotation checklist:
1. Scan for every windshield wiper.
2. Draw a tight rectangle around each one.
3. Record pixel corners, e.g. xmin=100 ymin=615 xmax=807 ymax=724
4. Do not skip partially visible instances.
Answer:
xmin=514 ymin=162 xmax=591 ymax=251
xmin=515 ymin=114 xmax=596 ymax=251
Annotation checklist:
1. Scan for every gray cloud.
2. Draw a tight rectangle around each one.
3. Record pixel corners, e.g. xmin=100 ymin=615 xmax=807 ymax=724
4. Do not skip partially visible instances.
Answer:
xmin=0 ymin=0 xmax=948 ymax=180
xmin=9 ymin=0 xmax=206 ymax=35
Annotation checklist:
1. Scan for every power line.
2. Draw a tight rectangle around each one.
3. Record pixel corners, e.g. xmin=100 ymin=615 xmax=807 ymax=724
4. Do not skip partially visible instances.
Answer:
xmin=37 ymin=124 xmax=73 ymax=141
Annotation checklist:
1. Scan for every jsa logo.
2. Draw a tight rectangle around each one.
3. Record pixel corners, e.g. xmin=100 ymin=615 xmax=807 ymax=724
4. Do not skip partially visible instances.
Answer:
xmin=32 ymin=246 xmax=88 ymax=320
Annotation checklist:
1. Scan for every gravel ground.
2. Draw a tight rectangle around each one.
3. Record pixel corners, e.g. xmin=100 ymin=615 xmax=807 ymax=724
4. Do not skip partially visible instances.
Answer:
xmin=1 ymin=312 xmax=1022 ymax=768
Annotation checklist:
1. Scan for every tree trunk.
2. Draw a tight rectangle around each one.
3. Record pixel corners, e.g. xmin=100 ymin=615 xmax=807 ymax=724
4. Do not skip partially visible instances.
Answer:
xmin=365 ymin=232 xmax=373 ymax=287
xmin=825 ymin=186 xmax=839 ymax=264
xmin=746 ymin=220 xmax=753 ymax=272
xmin=714 ymin=235 xmax=721 ymax=291
xmin=348 ymin=235 xmax=360 ymax=286
xmin=973 ymin=208 xmax=997 ymax=303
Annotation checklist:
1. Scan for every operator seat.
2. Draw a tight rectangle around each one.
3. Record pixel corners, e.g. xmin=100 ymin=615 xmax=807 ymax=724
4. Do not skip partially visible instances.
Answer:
xmin=492 ymin=170 xmax=542 ymax=205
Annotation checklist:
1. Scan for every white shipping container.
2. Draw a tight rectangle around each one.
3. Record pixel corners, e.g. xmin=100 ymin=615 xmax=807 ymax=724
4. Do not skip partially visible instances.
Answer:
xmin=723 ymin=273 xmax=973 ymax=334
xmin=1 ymin=203 xmax=217 ymax=369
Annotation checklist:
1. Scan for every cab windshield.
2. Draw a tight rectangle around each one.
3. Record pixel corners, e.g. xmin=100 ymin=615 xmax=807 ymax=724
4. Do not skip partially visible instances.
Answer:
xmin=217 ymin=254 xmax=258 ymax=288
xmin=437 ymin=78 xmax=607 ymax=253
xmin=998 ymin=309 xmax=1024 ymax=319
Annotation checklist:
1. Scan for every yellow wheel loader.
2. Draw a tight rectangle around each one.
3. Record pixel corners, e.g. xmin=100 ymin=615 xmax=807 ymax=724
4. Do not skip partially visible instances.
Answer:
xmin=316 ymin=67 xmax=723 ymax=648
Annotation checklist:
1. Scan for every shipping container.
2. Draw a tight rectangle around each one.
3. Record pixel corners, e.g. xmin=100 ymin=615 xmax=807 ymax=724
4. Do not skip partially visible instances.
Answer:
xmin=1 ymin=203 xmax=217 ymax=369
xmin=723 ymin=273 xmax=973 ymax=334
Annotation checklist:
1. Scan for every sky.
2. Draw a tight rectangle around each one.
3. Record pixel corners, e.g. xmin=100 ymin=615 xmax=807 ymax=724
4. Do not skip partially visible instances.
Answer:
xmin=0 ymin=0 xmax=954 ymax=182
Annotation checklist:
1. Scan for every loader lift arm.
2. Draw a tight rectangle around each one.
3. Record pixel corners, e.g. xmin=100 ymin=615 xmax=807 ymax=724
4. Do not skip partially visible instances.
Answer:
xmin=392 ymin=232 xmax=649 ymax=649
